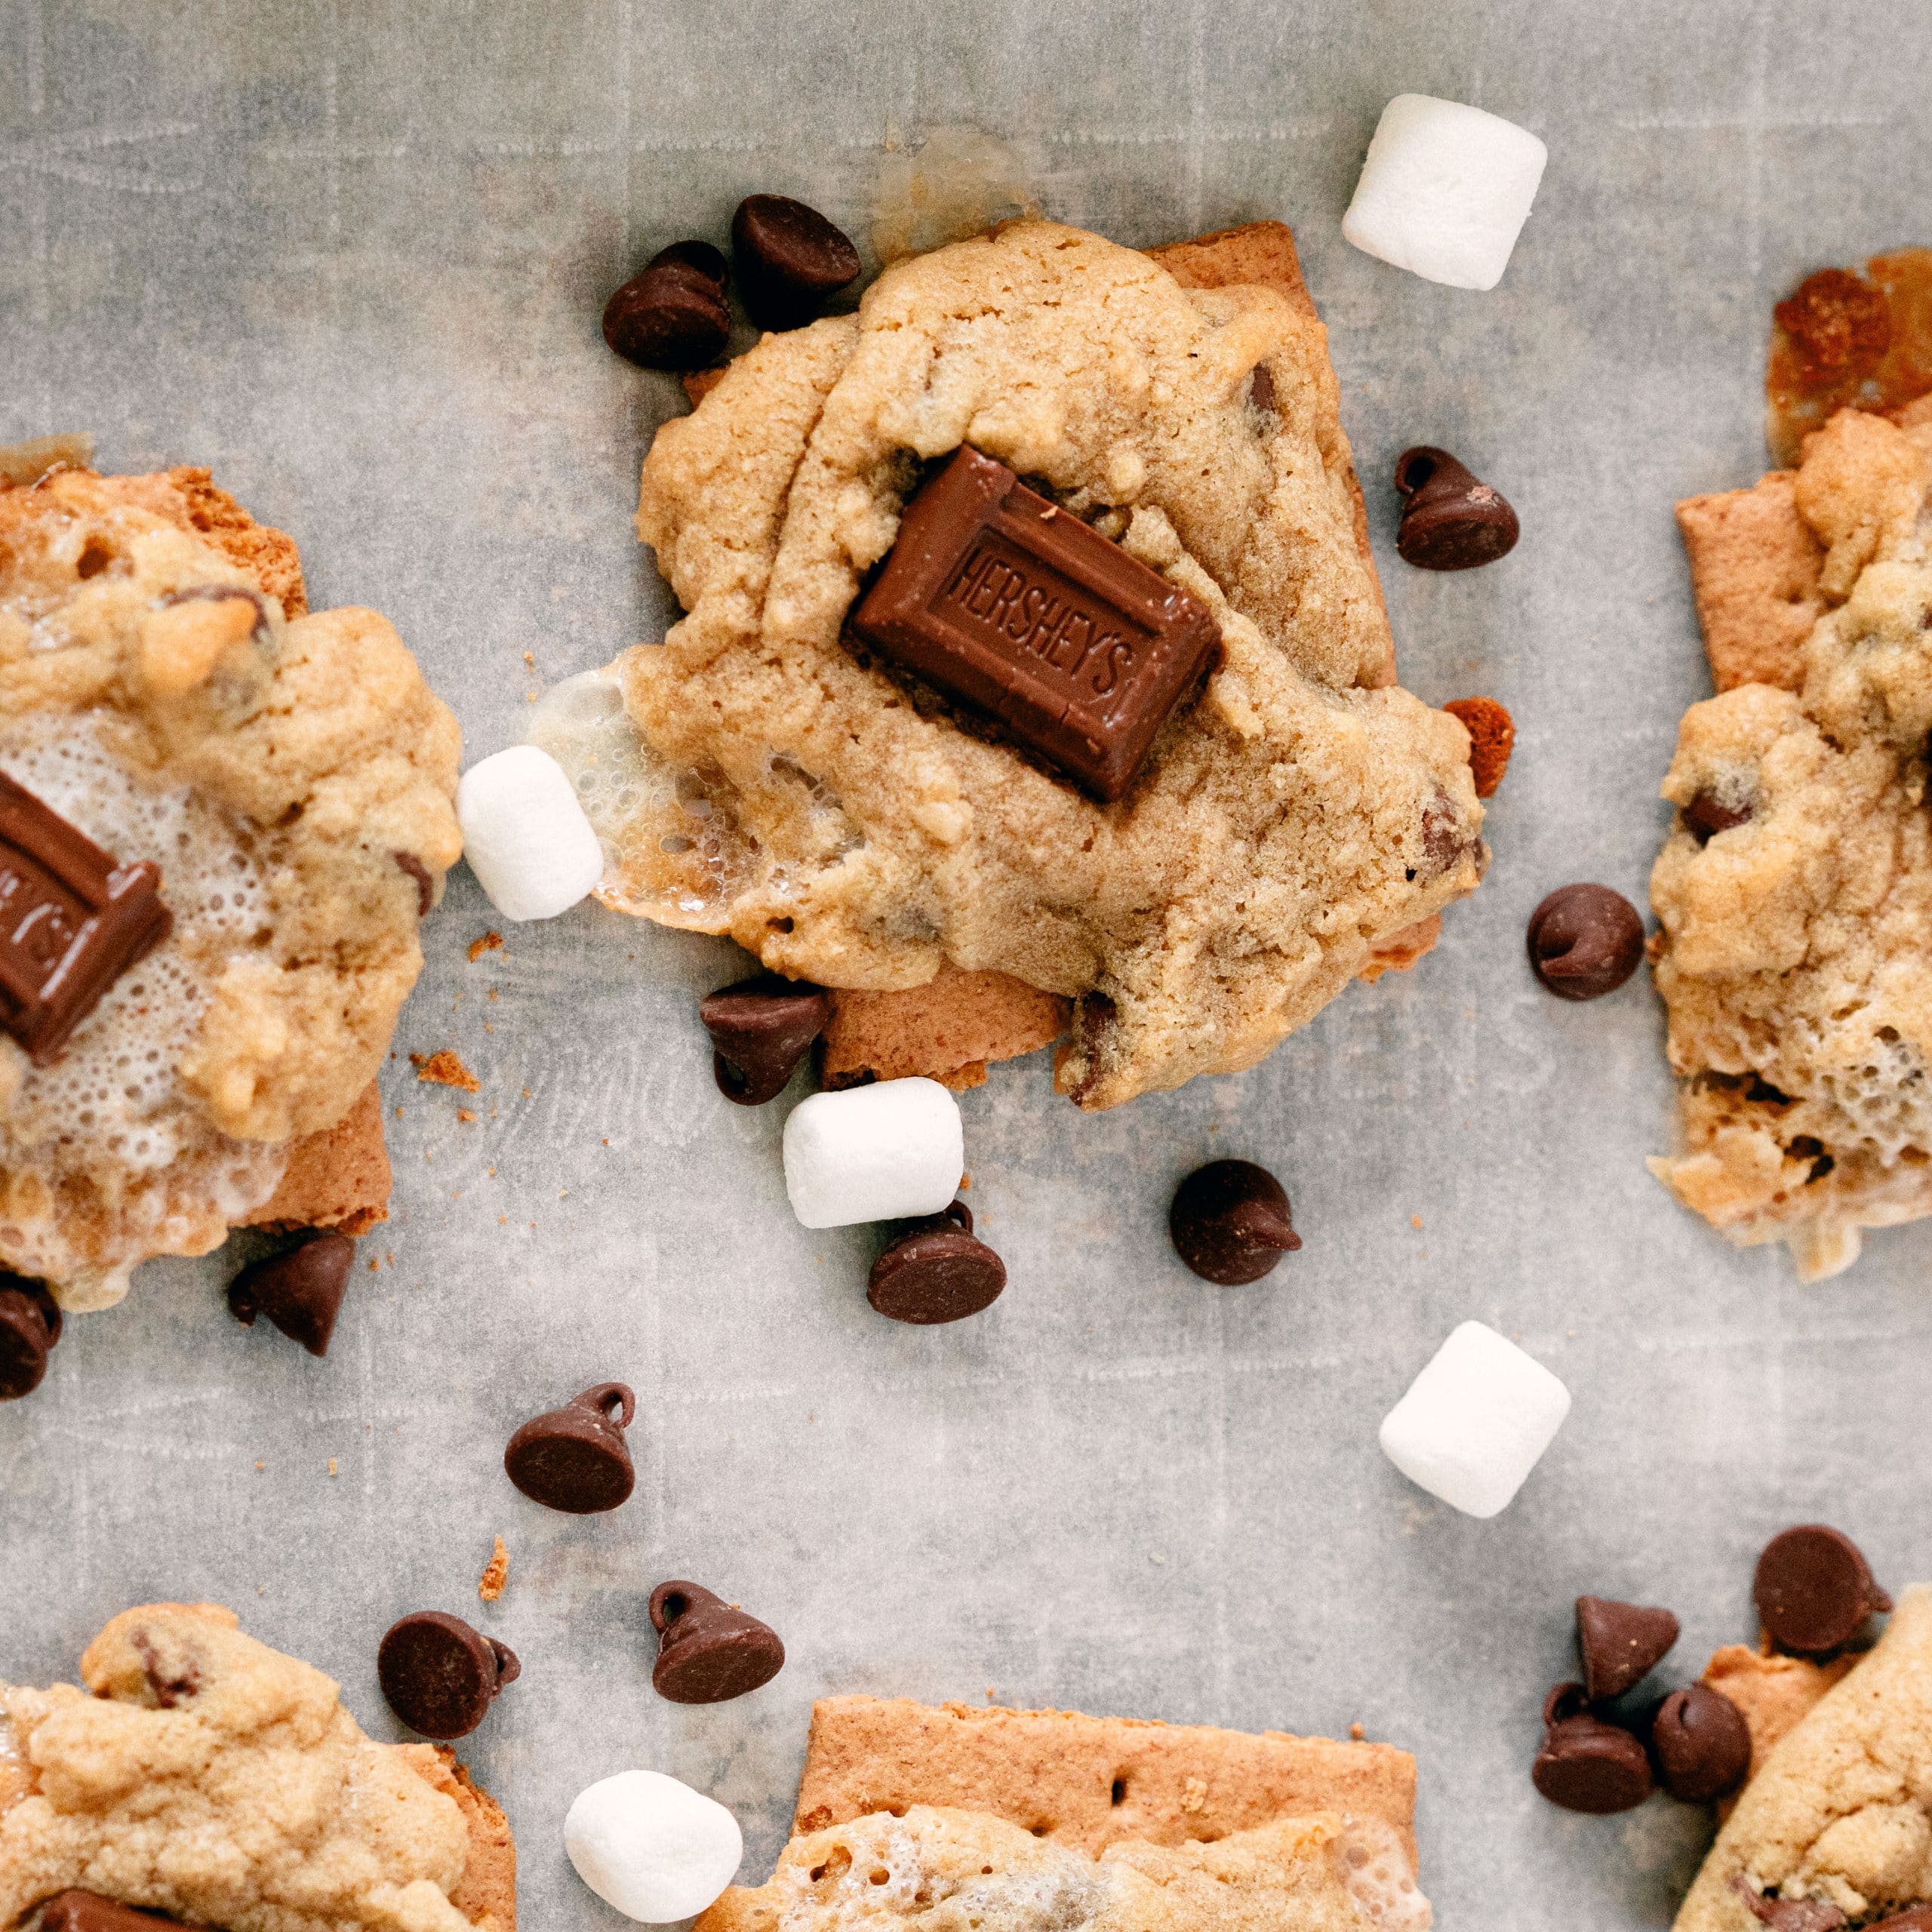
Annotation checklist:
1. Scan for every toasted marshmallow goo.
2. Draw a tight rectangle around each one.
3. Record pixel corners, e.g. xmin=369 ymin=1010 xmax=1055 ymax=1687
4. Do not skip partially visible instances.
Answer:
xmin=565 ymin=1769 xmax=743 ymax=1924
xmin=783 ymin=1078 xmax=965 ymax=1229
xmin=1379 ymin=1320 xmax=1571 ymax=1518
xmin=1343 ymin=94 xmax=1547 ymax=291
xmin=457 ymin=744 xmax=605 ymax=922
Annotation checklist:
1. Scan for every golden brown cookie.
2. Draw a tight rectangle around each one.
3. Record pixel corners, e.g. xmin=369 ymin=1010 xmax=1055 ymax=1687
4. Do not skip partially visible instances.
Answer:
xmin=1700 ymin=1644 xmax=1857 ymax=1812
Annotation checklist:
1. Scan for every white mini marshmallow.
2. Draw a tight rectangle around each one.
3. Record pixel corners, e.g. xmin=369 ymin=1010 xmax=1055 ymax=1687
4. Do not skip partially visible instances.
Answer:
xmin=1378 ymin=1320 xmax=1571 ymax=1518
xmin=783 ymin=1077 xmax=964 ymax=1229
xmin=565 ymin=1769 xmax=743 ymax=1924
xmin=1343 ymin=94 xmax=1548 ymax=291
xmin=456 ymin=744 xmax=604 ymax=922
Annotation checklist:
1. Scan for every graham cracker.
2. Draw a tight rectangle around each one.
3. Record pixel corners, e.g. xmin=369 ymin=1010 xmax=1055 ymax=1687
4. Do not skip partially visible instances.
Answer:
xmin=1675 ymin=472 xmax=1823 ymax=694
xmin=792 ymin=1695 xmax=1417 ymax=1869
xmin=396 ymin=1744 xmax=518 ymax=1932
xmin=1700 ymin=1643 xmax=1854 ymax=1811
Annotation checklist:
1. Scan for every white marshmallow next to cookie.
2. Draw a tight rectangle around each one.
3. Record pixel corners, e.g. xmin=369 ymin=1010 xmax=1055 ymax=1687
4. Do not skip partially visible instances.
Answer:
xmin=456 ymin=744 xmax=604 ymax=922
xmin=1379 ymin=1320 xmax=1571 ymax=1518
xmin=1343 ymin=94 xmax=1547 ymax=291
xmin=783 ymin=1078 xmax=964 ymax=1228
xmin=565 ymin=1769 xmax=743 ymax=1923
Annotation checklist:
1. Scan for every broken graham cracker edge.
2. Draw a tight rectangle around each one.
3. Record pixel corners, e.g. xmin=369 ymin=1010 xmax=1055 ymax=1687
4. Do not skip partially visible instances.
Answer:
xmin=791 ymin=1695 xmax=1417 ymax=1872
xmin=394 ymin=1743 xmax=518 ymax=1932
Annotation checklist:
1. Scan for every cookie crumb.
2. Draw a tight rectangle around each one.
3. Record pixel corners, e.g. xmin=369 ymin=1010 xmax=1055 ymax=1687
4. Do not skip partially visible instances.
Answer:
xmin=1444 ymin=697 xmax=1515 ymax=798
xmin=1181 ymin=1776 xmax=1208 ymax=1813
xmin=478 ymin=1535 xmax=509 ymax=1601
xmin=457 ymin=1108 xmax=476 ymax=1123
xmin=411 ymin=1050 xmax=479 ymax=1092
xmin=327 ymin=1458 xmax=338 ymax=1477
xmin=1349 ymin=1721 xmax=1366 ymax=1740
xmin=1411 ymin=1214 xmax=1423 ymax=1229
xmin=468 ymin=931 xmax=504 ymax=962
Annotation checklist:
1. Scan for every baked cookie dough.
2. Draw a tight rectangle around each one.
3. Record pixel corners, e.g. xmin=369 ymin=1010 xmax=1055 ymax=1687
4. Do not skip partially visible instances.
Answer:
xmin=1651 ymin=406 xmax=1932 ymax=1278
xmin=543 ymin=219 xmax=1484 ymax=1109
xmin=0 ymin=1602 xmax=514 ymax=1932
xmin=1675 ymin=1586 xmax=1932 ymax=1932
xmin=0 ymin=458 xmax=460 ymax=1307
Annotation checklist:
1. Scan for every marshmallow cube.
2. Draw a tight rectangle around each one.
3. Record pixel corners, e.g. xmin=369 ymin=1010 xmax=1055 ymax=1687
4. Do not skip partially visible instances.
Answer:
xmin=456 ymin=744 xmax=604 ymax=922
xmin=1343 ymin=94 xmax=1548 ymax=291
xmin=565 ymin=1769 xmax=743 ymax=1924
xmin=783 ymin=1077 xmax=964 ymax=1229
xmin=1378 ymin=1320 xmax=1571 ymax=1518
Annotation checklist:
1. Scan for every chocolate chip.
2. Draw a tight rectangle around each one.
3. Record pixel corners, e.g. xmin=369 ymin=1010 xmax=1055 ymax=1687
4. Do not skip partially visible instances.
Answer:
xmin=377 ymin=1611 xmax=519 ymax=1739
xmin=1861 ymin=1909 xmax=1932 ymax=1932
xmin=868 ymin=1201 xmax=1006 ymax=1324
xmin=130 ymin=1628 xmax=200 ymax=1708
xmin=1683 ymin=790 xmax=1754 ymax=844
xmin=1527 ymin=884 xmax=1645 ymax=1001
xmin=649 ymin=239 xmax=729 ymax=293
xmin=731 ymin=195 xmax=861 ymax=330
xmin=1735 ymin=1881 xmax=1848 ymax=1932
xmin=1169 ymin=1159 xmax=1302 ymax=1284
xmin=392 ymin=851 xmax=434 ymax=916
xmin=1576 ymin=1595 xmax=1680 ymax=1701
xmin=0 ymin=1274 xmax=61 ymax=1401
xmin=503 ymin=1382 xmax=637 ymax=1513
xmin=1754 ymin=1524 xmax=1890 ymax=1655
xmin=1393 ymin=447 xmax=1520 ymax=571
xmin=1247 ymin=364 xmax=1278 ymax=416
xmin=648 ymin=1580 xmax=785 ymax=1704
xmin=602 ymin=263 xmax=732 ymax=371
xmin=1408 ymin=786 xmax=1474 ymax=884
xmin=1653 ymin=1683 xmax=1752 ymax=1801
xmin=226 ymin=1232 xmax=354 ymax=1358
xmin=699 ymin=974 xmax=831 ymax=1105
xmin=1531 ymin=1686 xmax=1653 ymax=1813
xmin=38 ymin=1894 xmax=189 ymax=1931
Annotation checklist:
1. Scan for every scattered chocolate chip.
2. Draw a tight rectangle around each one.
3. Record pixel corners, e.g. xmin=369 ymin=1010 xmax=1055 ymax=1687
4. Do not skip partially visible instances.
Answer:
xmin=1526 ymin=884 xmax=1645 ymax=1001
xmin=1683 ymin=790 xmax=1754 ymax=844
xmin=226 ymin=1232 xmax=354 ymax=1358
xmin=377 ymin=1611 xmax=519 ymax=1739
xmin=38 ymin=1894 xmax=188 ymax=1932
xmin=1754 ymin=1524 xmax=1890 ymax=1655
xmin=601 ymin=263 xmax=732 ymax=371
xmin=1735 ymin=1879 xmax=1849 ymax=1932
xmin=1393 ymin=447 xmax=1520 ymax=571
xmin=1532 ymin=1685 xmax=1654 ymax=1813
xmin=503 ymin=1382 xmax=637 ymax=1514
xmin=649 ymin=239 xmax=729 ymax=292
xmin=698 ymin=974 xmax=831 ymax=1105
xmin=392 ymin=850 xmax=434 ymax=916
xmin=648 ymin=1580 xmax=785 ymax=1703
xmin=1169 ymin=1159 xmax=1302 ymax=1285
xmin=1653 ymin=1683 xmax=1752 ymax=1801
xmin=731 ymin=195 xmax=861 ymax=330
xmin=868 ymin=1201 xmax=1006 ymax=1324
xmin=0 ymin=1274 xmax=61 ymax=1400
xmin=1576 ymin=1595 xmax=1680 ymax=1702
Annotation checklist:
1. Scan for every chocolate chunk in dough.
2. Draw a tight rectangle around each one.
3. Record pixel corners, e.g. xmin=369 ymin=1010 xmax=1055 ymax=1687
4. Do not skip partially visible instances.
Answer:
xmin=1169 ymin=1159 xmax=1301 ymax=1284
xmin=731 ymin=194 xmax=860 ymax=328
xmin=648 ymin=1580 xmax=785 ymax=1704
xmin=1653 ymin=1683 xmax=1752 ymax=1802
xmin=1683 ymin=789 xmax=1755 ymax=843
xmin=1526 ymin=884 xmax=1645 ymax=1001
xmin=1754 ymin=1524 xmax=1890 ymax=1655
xmin=503 ymin=1381 xmax=637 ymax=1514
xmin=868 ymin=1201 xmax=1006 ymax=1324
xmin=377 ymin=1611 xmax=519 ymax=1740
xmin=0 ymin=1274 xmax=61 ymax=1400
xmin=226 ymin=1232 xmax=354 ymax=1357
xmin=699 ymin=974 xmax=832 ymax=1105
xmin=1394 ymin=447 xmax=1520 ymax=571
xmin=38 ymin=1894 xmax=189 ymax=1930
xmin=1577 ymin=1595 xmax=1680 ymax=1702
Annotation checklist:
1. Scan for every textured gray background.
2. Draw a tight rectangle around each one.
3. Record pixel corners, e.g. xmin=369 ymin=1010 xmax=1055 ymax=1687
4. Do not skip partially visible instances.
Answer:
xmin=4 ymin=2 xmax=1932 ymax=1927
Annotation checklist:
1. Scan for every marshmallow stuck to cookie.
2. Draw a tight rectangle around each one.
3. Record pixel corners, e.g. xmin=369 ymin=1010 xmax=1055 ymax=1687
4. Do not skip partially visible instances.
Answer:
xmin=782 ymin=1078 xmax=964 ymax=1228
xmin=1379 ymin=1320 xmax=1571 ymax=1518
xmin=1343 ymin=95 xmax=1547 ymax=291
xmin=456 ymin=744 xmax=604 ymax=922
xmin=565 ymin=1769 xmax=743 ymax=1923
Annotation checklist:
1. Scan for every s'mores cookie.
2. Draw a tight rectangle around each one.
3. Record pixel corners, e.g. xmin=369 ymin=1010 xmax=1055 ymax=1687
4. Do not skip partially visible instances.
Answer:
xmin=0 ymin=454 xmax=459 ymax=1309
xmin=0 ymin=1602 xmax=515 ymax=1931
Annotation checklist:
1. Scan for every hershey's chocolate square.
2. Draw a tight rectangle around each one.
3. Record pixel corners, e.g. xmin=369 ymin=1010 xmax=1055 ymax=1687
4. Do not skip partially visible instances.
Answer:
xmin=849 ymin=446 xmax=1220 ymax=801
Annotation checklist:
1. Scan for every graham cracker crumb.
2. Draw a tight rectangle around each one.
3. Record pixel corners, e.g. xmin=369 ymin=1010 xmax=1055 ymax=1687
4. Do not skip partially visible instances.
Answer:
xmin=1444 ymin=697 xmax=1515 ymax=798
xmin=478 ymin=1536 xmax=509 ymax=1602
xmin=1349 ymin=1722 xmax=1366 ymax=1741
xmin=468 ymin=931 xmax=503 ymax=962
xmin=457 ymin=1108 xmax=476 ymax=1124
xmin=411 ymin=1050 xmax=479 ymax=1093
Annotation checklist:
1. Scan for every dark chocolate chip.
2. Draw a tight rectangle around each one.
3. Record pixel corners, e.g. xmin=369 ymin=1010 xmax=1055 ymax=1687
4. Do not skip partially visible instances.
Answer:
xmin=392 ymin=850 xmax=435 ymax=916
xmin=731 ymin=195 xmax=861 ymax=330
xmin=868 ymin=1201 xmax=1006 ymax=1324
xmin=0 ymin=1274 xmax=61 ymax=1401
xmin=38 ymin=1894 xmax=189 ymax=1932
xmin=1653 ymin=1683 xmax=1752 ymax=1801
xmin=1527 ymin=884 xmax=1645 ymax=1001
xmin=503 ymin=1381 xmax=637 ymax=1514
xmin=1754 ymin=1524 xmax=1890 ymax=1655
xmin=602 ymin=263 xmax=732 ymax=371
xmin=1169 ymin=1159 xmax=1301 ymax=1285
xmin=648 ymin=1580 xmax=785 ymax=1704
xmin=377 ymin=1611 xmax=519 ymax=1739
xmin=1247 ymin=363 xmax=1278 ymax=416
xmin=698 ymin=974 xmax=832 ymax=1105
xmin=1531 ymin=1698 xmax=1654 ymax=1813
xmin=1576 ymin=1595 xmax=1680 ymax=1702
xmin=226 ymin=1232 xmax=354 ymax=1358
xmin=1862 ymin=1909 xmax=1932 ymax=1932
xmin=649 ymin=239 xmax=729 ymax=292
xmin=1393 ymin=447 xmax=1520 ymax=571
xmin=1683 ymin=789 xmax=1754 ymax=844
xmin=1734 ymin=1881 xmax=1849 ymax=1932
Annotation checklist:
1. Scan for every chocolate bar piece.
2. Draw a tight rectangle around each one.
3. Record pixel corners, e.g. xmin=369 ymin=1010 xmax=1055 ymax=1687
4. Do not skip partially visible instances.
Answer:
xmin=850 ymin=447 xmax=1220 ymax=801
xmin=0 ymin=774 xmax=172 ymax=1063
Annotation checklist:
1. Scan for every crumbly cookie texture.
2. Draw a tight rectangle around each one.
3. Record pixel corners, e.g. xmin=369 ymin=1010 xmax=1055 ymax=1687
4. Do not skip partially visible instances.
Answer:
xmin=0 ymin=1603 xmax=512 ymax=1932
xmin=1650 ymin=408 xmax=1932 ymax=1279
xmin=1675 ymin=1586 xmax=1932 ymax=1932
xmin=0 ymin=466 xmax=460 ymax=1305
xmin=1702 ymin=1646 xmax=1857 ymax=1816
xmin=698 ymin=1804 xmax=1419 ymax=1932
xmin=593 ymin=220 xmax=1481 ymax=1108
